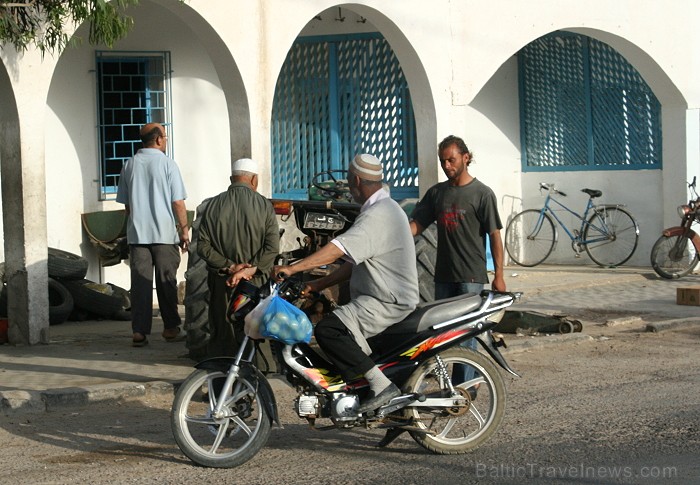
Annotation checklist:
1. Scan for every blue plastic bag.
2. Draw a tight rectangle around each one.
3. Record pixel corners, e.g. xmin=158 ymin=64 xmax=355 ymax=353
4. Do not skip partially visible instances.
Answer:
xmin=260 ymin=295 xmax=313 ymax=345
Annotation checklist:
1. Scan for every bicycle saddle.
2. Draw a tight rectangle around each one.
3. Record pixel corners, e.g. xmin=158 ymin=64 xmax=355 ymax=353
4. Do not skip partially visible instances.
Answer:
xmin=581 ymin=188 xmax=602 ymax=198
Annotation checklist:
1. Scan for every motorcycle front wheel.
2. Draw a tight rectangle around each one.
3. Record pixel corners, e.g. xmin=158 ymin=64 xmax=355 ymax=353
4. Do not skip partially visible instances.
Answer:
xmin=650 ymin=233 xmax=699 ymax=279
xmin=171 ymin=369 xmax=271 ymax=468
xmin=404 ymin=347 xmax=506 ymax=454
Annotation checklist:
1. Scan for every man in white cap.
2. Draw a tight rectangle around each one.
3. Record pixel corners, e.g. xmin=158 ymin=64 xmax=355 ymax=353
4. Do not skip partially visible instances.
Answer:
xmin=197 ymin=158 xmax=279 ymax=357
xmin=273 ymin=154 xmax=419 ymax=413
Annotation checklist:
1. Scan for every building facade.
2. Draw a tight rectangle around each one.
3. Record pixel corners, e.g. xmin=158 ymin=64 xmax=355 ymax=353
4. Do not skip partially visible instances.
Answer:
xmin=1 ymin=0 xmax=698 ymax=343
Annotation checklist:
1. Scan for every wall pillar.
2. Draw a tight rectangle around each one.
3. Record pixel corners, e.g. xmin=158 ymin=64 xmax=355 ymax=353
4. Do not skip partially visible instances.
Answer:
xmin=1 ymin=49 xmax=54 ymax=345
xmin=686 ymin=108 xmax=700 ymax=185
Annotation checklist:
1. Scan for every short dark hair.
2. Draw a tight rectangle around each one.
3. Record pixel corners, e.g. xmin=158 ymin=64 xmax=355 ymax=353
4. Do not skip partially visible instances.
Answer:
xmin=141 ymin=126 xmax=162 ymax=146
xmin=439 ymin=135 xmax=470 ymax=155
xmin=438 ymin=135 xmax=473 ymax=165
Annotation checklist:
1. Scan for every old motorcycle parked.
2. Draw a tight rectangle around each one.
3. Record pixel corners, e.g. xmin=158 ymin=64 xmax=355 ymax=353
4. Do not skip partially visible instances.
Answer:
xmin=650 ymin=176 xmax=700 ymax=279
xmin=171 ymin=276 xmax=521 ymax=468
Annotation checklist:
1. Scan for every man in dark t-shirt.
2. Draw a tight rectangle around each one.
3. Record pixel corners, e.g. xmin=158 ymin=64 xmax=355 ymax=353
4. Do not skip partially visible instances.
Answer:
xmin=377 ymin=135 xmax=507 ymax=448
xmin=410 ymin=135 xmax=506 ymax=293
xmin=376 ymin=135 xmax=507 ymax=447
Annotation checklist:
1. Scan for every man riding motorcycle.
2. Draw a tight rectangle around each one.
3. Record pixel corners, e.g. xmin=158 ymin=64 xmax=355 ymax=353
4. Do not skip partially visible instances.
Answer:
xmin=272 ymin=153 xmax=419 ymax=413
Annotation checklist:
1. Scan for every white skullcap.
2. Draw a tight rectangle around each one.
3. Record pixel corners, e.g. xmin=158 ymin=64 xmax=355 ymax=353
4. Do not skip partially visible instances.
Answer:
xmin=349 ymin=154 xmax=383 ymax=181
xmin=231 ymin=158 xmax=258 ymax=174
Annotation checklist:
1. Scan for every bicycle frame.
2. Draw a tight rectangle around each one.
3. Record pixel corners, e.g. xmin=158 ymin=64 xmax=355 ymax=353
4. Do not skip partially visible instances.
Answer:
xmin=507 ymin=182 xmax=639 ymax=268
xmin=531 ymin=192 xmax=612 ymax=246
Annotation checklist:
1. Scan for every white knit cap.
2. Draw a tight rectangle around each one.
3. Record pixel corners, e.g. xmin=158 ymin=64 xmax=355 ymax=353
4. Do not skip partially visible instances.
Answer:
xmin=231 ymin=158 xmax=258 ymax=174
xmin=349 ymin=154 xmax=383 ymax=181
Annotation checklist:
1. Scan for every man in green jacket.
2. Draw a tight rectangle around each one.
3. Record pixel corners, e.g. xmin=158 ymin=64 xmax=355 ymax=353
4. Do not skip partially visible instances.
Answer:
xmin=196 ymin=158 xmax=280 ymax=357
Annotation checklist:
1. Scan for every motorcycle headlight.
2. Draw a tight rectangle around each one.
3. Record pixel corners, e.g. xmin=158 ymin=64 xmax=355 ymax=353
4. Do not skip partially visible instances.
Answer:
xmin=677 ymin=204 xmax=691 ymax=218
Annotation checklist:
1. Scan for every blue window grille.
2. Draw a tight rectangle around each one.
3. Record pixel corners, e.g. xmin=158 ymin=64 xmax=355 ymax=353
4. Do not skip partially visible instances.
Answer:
xmin=518 ymin=32 xmax=662 ymax=171
xmin=271 ymin=33 xmax=418 ymax=199
xmin=95 ymin=51 xmax=173 ymax=200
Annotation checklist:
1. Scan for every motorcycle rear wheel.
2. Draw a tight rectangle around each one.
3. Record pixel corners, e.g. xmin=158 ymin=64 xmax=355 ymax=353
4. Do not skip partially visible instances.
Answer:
xmin=650 ymin=234 xmax=699 ymax=279
xmin=404 ymin=347 xmax=506 ymax=454
xmin=171 ymin=369 xmax=271 ymax=468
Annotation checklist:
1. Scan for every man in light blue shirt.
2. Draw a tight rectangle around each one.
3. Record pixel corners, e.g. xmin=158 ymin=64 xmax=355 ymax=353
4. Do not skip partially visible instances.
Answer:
xmin=117 ymin=123 xmax=189 ymax=347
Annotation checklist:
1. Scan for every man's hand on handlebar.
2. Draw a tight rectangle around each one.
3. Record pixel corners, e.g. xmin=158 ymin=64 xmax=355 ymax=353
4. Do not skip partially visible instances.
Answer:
xmin=271 ymin=265 xmax=319 ymax=298
xmin=271 ymin=264 xmax=294 ymax=282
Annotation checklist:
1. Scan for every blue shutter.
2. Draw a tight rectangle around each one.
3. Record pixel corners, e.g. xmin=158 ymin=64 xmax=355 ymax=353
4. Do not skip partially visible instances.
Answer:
xmin=272 ymin=34 xmax=418 ymax=199
xmin=519 ymin=32 xmax=661 ymax=172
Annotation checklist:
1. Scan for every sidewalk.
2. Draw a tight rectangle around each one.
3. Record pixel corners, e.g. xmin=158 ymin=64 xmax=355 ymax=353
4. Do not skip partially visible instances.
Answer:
xmin=1 ymin=265 xmax=698 ymax=414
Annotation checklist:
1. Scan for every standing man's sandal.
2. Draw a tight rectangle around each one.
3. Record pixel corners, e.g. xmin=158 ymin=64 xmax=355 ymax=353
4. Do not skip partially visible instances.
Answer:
xmin=132 ymin=333 xmax=149 ymax=347
xmin=162 ymin=327 xmax=186 ymax=342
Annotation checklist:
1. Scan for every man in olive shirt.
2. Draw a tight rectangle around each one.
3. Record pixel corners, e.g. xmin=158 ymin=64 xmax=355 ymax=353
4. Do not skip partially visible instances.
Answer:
xmin=196 ymin=158 xmax=280 ymax=357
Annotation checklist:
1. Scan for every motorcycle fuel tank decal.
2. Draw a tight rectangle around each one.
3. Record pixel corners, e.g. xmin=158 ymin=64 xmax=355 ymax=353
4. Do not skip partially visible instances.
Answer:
xmin=401 ymin=328 xmax=471 ymax=360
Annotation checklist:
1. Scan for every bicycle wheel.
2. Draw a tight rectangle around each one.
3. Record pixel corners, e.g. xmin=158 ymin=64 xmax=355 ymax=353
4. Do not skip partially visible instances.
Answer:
xmin=650 ymin=234 xmax=699 ymax=279
xmin=505 ymin=209 xmax=556 ymax=266
xmin=583 ymin=207 xmax=639 ymax=267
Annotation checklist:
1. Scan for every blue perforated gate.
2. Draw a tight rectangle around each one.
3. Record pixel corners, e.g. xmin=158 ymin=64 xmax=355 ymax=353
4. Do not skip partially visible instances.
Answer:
xmin=518 ymin=32 xmax=662 ymax=171
xmin=271 ymin=33 xmax=418 ymax=199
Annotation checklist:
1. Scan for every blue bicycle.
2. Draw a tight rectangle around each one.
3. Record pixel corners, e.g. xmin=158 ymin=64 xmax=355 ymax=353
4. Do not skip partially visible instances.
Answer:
xmin=505 ymin=183 xmax=640 ymax=267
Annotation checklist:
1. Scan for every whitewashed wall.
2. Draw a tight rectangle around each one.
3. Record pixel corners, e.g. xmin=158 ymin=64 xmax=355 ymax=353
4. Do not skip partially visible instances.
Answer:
xmin=1 ymin=0 xmax=698 ymax=291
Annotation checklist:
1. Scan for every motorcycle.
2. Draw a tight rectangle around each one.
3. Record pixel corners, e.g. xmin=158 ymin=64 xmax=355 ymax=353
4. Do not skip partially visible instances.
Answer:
xmin=171 ymin=276 xmax=521 ymax=468
xmin=650 ymin=176 xmax=700 ymax=279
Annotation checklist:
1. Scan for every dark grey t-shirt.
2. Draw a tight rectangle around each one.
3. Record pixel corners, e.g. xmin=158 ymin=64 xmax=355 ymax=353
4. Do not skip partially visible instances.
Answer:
xmin=411 ymin=178 xmax=502 ymax=284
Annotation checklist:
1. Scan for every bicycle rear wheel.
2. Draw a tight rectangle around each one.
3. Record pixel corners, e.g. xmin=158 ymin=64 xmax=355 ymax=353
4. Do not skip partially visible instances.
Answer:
xmin=583 ymin=207 xmax=639 ymax=267
xmin=505 ymin=209 xmax=556 ymax=267
xmin=650 ymin=234 xmax=699 ymax=279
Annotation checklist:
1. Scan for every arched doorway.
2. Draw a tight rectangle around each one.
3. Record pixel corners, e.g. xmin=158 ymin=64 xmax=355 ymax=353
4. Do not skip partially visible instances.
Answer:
xmin=271 ymin=6 xmax=427 ymax=201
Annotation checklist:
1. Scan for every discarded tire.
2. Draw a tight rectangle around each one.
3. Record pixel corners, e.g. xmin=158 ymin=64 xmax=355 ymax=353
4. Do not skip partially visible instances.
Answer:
xmin=0 ymin=283 xmax=7 ymax=317
xmin=184 ymin=198 xmax=212 ymax=360
xmin=48 ymin=278 xmax=74 ymax=325
xmin=415 ymin=224 xmax=438 ymax=303
xmin=48 ymin=247 xmax=89 ymax=280
xmin=0 ymin=278 xmax=74 ymax=325
xmin=106 ymin=283 xmax=131 ymax=321
xmin=107 ymin=282 xmax=131 ymax=310
xmin=60 ymin=278 xmax=128 ymax=320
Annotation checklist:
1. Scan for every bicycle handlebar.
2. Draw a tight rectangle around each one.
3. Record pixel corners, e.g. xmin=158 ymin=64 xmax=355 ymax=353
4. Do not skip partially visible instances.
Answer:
xmin=539 ymin=182 xmax=567 ymax=197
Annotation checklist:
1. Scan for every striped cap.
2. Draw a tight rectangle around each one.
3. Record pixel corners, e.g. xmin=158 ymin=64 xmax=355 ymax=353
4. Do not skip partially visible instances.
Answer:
xmin=349 ymin=154 xmax=383 ymax=181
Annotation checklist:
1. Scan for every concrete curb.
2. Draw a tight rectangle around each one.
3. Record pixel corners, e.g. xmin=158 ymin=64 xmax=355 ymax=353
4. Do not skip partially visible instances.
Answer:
xmin=0 ymin=373 xmax=295 ymax=417
xmin=645 ymin=318 xmax=699 ymax=333
xmin=1 ymin=381 xmax=176 ymax=416
xmin=604 ymin=316 xmax=645 ymax=327
xmin=503 ymin=333 xmax=594 ymax=354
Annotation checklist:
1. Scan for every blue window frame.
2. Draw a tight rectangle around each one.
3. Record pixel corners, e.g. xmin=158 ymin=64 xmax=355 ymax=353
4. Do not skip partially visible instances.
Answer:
xmin=95 ymin=51 xmax=173 ymax=200
xmin=518 ymin=32 xmax=662 ymax=172
xmin=271 ymin=33 xmax=418 ymax=200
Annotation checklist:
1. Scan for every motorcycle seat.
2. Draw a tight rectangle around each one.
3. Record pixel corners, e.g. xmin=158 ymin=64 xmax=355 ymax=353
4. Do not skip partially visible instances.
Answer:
xmin=381 ymin=293 xmax=483 ymax=335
